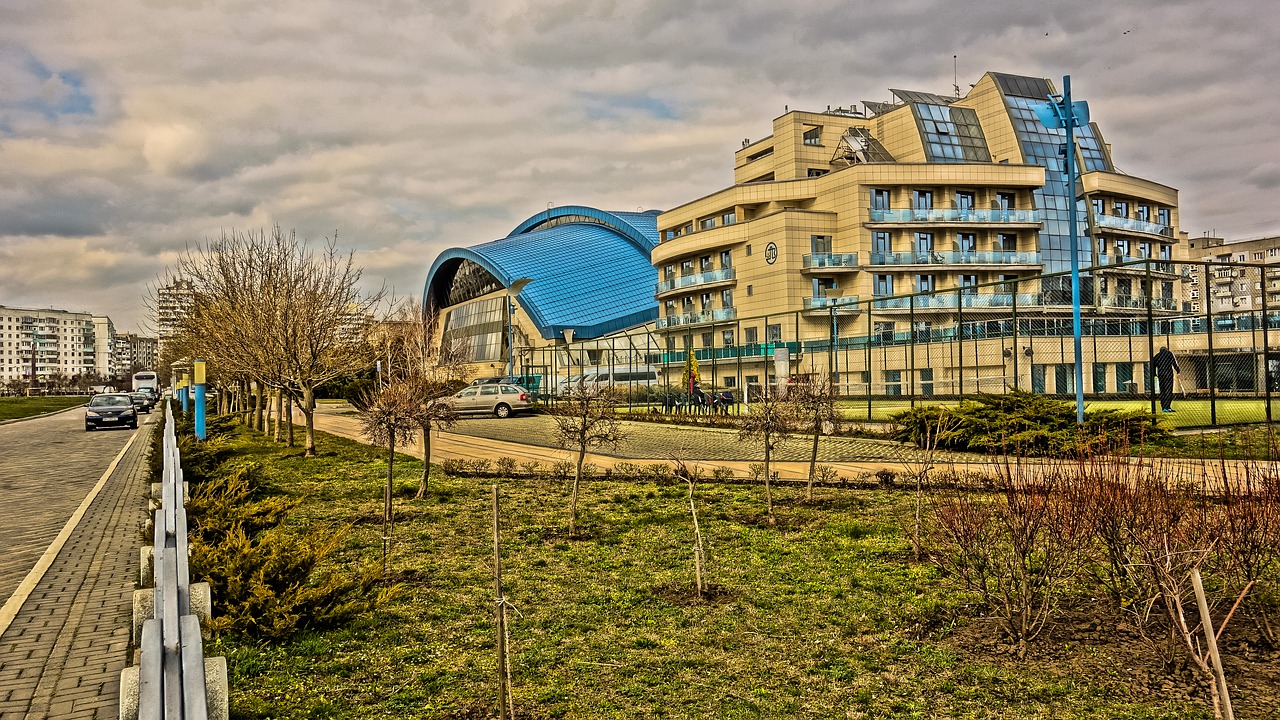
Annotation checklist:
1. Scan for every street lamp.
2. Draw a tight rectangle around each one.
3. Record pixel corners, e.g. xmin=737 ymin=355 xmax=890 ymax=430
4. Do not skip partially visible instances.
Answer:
xmin=506 ymin=278 xmax=532 ymax=377
xmin=1034 ymin=75 xmax=1090 ymax=424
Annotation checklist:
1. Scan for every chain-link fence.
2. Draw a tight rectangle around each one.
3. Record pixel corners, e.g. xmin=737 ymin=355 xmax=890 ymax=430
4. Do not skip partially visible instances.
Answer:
xmin=516 ymin=260 xmax=1280 ymax=428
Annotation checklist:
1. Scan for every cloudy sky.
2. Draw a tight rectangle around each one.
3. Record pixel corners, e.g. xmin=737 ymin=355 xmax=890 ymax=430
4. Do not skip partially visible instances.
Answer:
xmin=2 ymin=0 xmax=1277 ymax=332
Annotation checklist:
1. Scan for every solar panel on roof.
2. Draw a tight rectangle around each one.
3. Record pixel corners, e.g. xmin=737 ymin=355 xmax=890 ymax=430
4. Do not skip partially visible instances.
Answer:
xmin=862 ymin=100 xmax=898 ymax=116
xmin=991 ymin=72 xmax=1053 ymax=99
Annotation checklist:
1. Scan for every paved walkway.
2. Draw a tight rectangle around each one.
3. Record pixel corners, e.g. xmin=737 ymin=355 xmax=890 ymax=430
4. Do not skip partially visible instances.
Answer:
xmin=0 ymin=410 xmax=156 ymax=720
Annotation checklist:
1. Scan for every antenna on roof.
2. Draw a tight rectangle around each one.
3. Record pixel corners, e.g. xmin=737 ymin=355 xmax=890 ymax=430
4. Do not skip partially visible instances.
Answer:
xmin=953 ymin=55 xmax=960 ymax=98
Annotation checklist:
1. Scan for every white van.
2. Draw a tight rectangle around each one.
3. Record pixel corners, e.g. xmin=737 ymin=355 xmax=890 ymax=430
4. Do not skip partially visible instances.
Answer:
xmin=582 ymin=366 xmax=660 ymax=390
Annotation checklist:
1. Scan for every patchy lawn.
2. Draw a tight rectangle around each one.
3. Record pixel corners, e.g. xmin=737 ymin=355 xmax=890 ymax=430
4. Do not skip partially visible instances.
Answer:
xmin=196 ymin=425 xmax=1276 ymax=720
xmin=0 ymin=395 xmax=88 ymax=421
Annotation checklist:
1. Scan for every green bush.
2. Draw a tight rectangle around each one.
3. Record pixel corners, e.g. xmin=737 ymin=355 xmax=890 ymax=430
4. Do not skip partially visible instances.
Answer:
xmin=185 ymin=457 xmax=380 ymax=641
xmin=889 ymin=390 xmax=1169 ymax=456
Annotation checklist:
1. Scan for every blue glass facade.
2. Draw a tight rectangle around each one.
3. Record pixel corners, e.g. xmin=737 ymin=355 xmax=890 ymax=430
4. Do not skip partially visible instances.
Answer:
xmin=999 ymin=77 xmax=1114 ymax=299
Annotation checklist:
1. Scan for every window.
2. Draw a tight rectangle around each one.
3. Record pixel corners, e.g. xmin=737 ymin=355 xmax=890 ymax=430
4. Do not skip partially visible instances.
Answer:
xmin=700 ymin=293 xmax=712 ymax=311
xmin=664 ymin=300 xmax=675 ymax=315
xmin=803 ymin=126 xmax=822 ymax=145
xmin=813 ymin=278 xmax=836 ymax=296
xmin=664 ymin=264 xmax=674 ymax=281
xmin=722 ymin=330 xmax=734 ymax=347
xmin=960 ymin=275 xmax=978 ymax=294
xmin=746 ymin=285 xmax=753 ymax=297
xmin=885 ymin=370 xmax=902 ymax=396
xmin=680 ymin=260 xmax=693 ymax=275
xmin=807 ymin=168 xmax=829 ymax=177
xmin=811 ymin=235 xmax=832 ymax=254
xmin=682 ymin=297 xmax=694 ymax=311
xmin=1113 ymin=201 xmax=1128 ymax=218
xmin=913 ymin=321 xmax=932 ymax=342
xmin=1117 ymin=278 xmax=1132 ymax=297
xmin=720 ymin=250 xmax=732 ymax=268
xmin=874 ymin=274 xmax=894 ymax=297
xmin=870 ymin=189 xmax=890 ymax=210
xmin=914 ymin=232 xmax=934 ymax=257
xmin=1116 ymin=363 xmax=1134 ymax=393
xmin=766 ymin=324 xmax=782 ymax=342
xmin=1093 ymin=364 xmax=1107 ymax=394
xmin=684 ymin=223 xmax=694 ymax=235
xmin=1157 ymin=208 xmax=1170 ymax=227
xmin=955 ymin=191 xmax=975 ymax=211
xmin=958 ymin=233 xmax=976 ymax=254
xmin=997 ymin=233 xmax=1017 ymax=253
xmin=874 ymin=322 xmax=895 ymax=342
xmin=872 ymin=231 xmax=890 ymax=256
xmin=997 ymin=192 xmax=1015 ymax=211
xmin=1161 ymin=245 xmax=1172 ymax=261
xmin=723 ymin=377 xmax=736 ymax=388
xmin=1092 ymin=198 xmax=1105 ymax=216
xmin=699 ymin=217 xmax=715 ymax=230
xmin=721 ymin=289 xmax=733 ymax=307
xmin=1136 ymin=205 xmax=1150 ymax=223
xmin=701 ymin=332 xmax=714 ymax=348
xmin=745 ymin=244 xmax=753 ymax=256
xmin=1139 ymin=242 xmax=1151 ymax=259
xmin=722 ymin=212 xmax=736 ymax=226
xmin=744 ymin=326 xmax=758 ymax=344
xmin=920 ymin=368 xmax=934 ymax=397
xmin=916 ymin=274 xmax=935 ymax=293
xmin=913 ymin=190 xmax=933 ymax=210
xmin=1115 ymin=239 xmax=1130 ymax=258
xmin=700 ymin=255 xmax=713 ymax=272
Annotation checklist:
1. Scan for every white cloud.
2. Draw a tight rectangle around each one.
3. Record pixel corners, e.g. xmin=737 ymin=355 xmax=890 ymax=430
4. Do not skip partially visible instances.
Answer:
xmin=0 ymin=0 xmax=1277 ymax=330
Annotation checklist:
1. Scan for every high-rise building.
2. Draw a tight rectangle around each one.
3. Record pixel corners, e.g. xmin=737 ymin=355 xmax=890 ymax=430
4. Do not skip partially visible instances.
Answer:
xmin=156 ymin=277 xmax=195 ymax=355
xmin=93 ymin=315 xmax=116 ymax=379
xmin=114 ymin=332 xmax=159 ymax=377
xmin=653 ymin=71 xmax=1185 ymax=353
xmin=0 ymin=306 xmax=99 ymax=384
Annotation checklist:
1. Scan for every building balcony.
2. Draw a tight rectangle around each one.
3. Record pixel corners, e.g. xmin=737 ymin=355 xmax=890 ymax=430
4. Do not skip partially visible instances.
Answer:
xmin=656 ymin=307 xmax=738 ymax=329
xmin=1099 ymin=295 xmax=1180 ymax=311
xmin=868 ymin=208 xmax=1040 ymax=225
xmin=655 ymin=268 xmax=736 ymax=297
xmin=869 ymin=251 xmax=1041 ymax=267
xmin=1091 ymin=255 xmax=1177 ymax=275
xmin=1093 ymin=213 xmax=1173 ymax=238
xmin=871 ymin=293 xmax=1044 ymax=311
xmin=803 ymin=295 xmax=861 ymax=312
xmin=801 ymin=253 xmax=859 ymax=270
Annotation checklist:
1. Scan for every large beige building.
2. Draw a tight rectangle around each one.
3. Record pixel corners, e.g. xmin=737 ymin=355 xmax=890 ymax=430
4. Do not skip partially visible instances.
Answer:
xmin=651 ymin=71 xmax=1187 ymax=393
xmin=0 ymin=306 xmax=100 ymax=385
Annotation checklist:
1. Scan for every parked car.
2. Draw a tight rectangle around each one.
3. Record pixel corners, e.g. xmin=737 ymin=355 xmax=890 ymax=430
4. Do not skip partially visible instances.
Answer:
xmin=129 ymin=391 xmax=155 ymax=413
xmin=85 ymin=393 xmax=139 ymax=431
xmin=450 ymin=383 xmax=532 ymax=418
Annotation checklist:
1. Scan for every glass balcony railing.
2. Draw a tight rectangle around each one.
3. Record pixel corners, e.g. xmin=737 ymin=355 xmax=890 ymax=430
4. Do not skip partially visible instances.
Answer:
xmin=803 ymin=295 xmax=861 ymax=310
xmin=1093 ymin=213 xmax=1174 ymax=237
xmin=1092 ymin=255 xmax=1177 ymax=274
xmin=655 ymin=267 xmax=735 ymax=295
xmin=1099 ymin=296 xmax=1180 ymax=311
xmin=869 ymin=251 xmax=1040 ymax=266
xmin=802 ymin=253 xmax=859 ymax=269
xmin=871 ymin=293 xmax=1044 ymax=310
xmin=869 ymin=208 xmax=1040 ymax=223
xmin=655 ymin=307 xmax=738 ymax=329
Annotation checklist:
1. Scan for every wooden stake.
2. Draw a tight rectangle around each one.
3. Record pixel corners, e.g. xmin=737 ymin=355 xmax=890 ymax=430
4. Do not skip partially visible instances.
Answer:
xmin=688 ymin=478 xmax=705 ymax=599
xmin=493 ymin=485 xmax=512 ymax=720
xmin=1191 ymin=568 xmax=1234 ymax=720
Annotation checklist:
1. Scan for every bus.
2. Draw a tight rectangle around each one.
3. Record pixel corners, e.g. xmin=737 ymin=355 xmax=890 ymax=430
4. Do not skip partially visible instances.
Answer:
xmin=132 ymin=371 xmax=159 ymax=395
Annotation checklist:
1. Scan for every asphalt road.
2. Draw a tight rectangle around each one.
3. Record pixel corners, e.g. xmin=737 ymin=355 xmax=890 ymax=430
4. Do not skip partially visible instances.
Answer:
xmin=0 ymin=406 xmax=150 ymax=604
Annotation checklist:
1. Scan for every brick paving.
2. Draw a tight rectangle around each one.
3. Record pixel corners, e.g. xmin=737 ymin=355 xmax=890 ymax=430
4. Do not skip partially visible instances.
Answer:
xmin=0 ymin=409 xmax=156 ymax=720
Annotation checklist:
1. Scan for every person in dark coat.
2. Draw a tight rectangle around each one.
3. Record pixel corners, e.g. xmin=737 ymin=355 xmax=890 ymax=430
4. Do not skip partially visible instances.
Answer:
xmin=1152 ymin=346 xmax=1180 ymax=413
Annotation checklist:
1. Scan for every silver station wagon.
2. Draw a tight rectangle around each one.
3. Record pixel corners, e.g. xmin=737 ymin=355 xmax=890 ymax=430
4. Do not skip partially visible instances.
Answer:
xmin=450 ymin=383 xmax=532 ymax=418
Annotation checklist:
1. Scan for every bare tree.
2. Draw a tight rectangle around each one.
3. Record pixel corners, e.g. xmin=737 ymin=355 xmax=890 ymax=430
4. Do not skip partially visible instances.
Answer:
xmin=551 ymin=385 xmax=625 ymax=536
xmin=791 ymin=375 xmax=841 ymax=502
xmin=164 ymin=226 xmax=381 ymax=456
xmin=373 ymin=300 xmax=468 ymax=498
xmin=737 ymin=383 xmax=799 ymax=524
xmin=358 ymin=382 xmax=426 ymax=574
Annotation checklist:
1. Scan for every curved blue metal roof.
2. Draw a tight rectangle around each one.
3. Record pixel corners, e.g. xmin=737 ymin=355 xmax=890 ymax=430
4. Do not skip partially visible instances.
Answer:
xmin=425 ymin=206 xmax=660 ymax=340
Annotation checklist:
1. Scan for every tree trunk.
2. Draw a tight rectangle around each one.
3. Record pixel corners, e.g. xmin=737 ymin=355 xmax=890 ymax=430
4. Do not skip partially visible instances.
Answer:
xmin=253 ymin=382 xmax=265 ymax=432
xmin=570 ymin=447 xmax=586 ymax=536
xmin=286 ymin=390 xmax=296 ymax=447
xmin=275 ymin=389 xmax=286 ymax=442
xmin=764 ymin=438 xmax=775 ymax=523
xmin=416 ymin=425 xmax=432 ymax=499
xmin=807 ymin=414 xmax=820 ymax=501
xmin=302 ymin=386 xmax=317 ymax=457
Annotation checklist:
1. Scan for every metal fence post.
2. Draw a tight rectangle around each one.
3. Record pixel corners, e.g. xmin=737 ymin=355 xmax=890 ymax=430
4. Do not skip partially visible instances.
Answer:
xmin=909 ymin=294 xmax=916 ymax=407
xmin=956 ymin=287 xmax=964 ymax=401
xmin=1264 ymin=268 xmax=1274 ymax=424
xmin=1146 ymin=260 xmax=1157 ymax=417
xmin=1206 ymin=264 xmax=1217 ymax=426
xmin=865 ymin=300 xmax=873 ymax=421
xmin=1011 ymin=279 xmax=1020 ymax=391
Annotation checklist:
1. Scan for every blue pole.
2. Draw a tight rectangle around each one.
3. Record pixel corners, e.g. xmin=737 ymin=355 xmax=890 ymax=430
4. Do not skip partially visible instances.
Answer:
xmin=1066 ymin=75 xmax=1085 ymax=424
xmin=181 ymin=385 xmax=189 ymax=413
xmin=194 ymin=360 xmax=207 ymax=440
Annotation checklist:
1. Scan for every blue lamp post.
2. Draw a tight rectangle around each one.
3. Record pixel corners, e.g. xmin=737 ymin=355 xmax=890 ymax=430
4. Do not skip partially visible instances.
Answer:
xmin=193 ymin=359 xmax=207 ymax=440
xmin=1035 ymin=75 xmax=1090 ymax=424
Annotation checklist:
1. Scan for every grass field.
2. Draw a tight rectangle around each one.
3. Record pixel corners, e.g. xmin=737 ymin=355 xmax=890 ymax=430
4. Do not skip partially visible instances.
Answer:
xmin=832 ymin=398 xmax=1280 ymax=428
xmin=187 ymin=424 xmax=1280 ymax=720
xmin=0 ymin=395 xmax=88 ymax=422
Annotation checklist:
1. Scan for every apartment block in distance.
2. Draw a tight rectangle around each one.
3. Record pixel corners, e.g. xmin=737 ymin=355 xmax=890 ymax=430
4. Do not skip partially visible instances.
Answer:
xmin=653 ymin=71 xmax=1187 ymax=390
xmin=0 ymin=305 xmax=100 ymax=383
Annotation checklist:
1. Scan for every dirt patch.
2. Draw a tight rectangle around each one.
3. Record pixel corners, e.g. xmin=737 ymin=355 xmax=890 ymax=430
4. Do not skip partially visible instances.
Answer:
xmin=651 ymin=582 xmax=733 ymax=606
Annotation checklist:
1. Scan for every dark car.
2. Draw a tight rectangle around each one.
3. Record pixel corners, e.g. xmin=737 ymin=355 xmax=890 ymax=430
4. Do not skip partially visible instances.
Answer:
xmin=129 ymin=392 xmax=155 ymax=413
xmin=86 ymin=393 xmax=139 ymax=431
